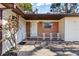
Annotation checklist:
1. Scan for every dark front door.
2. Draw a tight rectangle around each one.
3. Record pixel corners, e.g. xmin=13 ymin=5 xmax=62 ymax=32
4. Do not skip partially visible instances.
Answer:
xmin=0 ymin=10 xmax=2 ymax=55
xmin=26 ymin=22 xmax=30 ymax=37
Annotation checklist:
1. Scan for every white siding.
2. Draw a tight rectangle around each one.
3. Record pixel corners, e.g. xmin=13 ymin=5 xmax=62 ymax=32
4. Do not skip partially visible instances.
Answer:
xmin=16 ymin=16 xmax=26 ymax=43
xmin=59 ymin=18 xmax=65 ymax=40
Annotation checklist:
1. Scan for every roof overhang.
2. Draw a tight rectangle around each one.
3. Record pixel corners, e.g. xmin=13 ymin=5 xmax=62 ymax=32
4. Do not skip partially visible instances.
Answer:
xmin=25 ymin=14 xmax=65 ymax=20
xmin=1 ymin=3 xmax=79 ymax=20
xmin=24 ymin=14 xmax=79 ymax=20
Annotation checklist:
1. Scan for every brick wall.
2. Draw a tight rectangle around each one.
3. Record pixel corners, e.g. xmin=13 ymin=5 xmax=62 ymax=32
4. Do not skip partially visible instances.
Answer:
xmin=38 ymin=22 xmax=59 ymax=37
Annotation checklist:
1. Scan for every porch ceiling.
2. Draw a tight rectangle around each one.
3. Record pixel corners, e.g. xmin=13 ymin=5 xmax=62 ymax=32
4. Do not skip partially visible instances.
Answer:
xmin=25 ymin=14 xmax=65 ymax=20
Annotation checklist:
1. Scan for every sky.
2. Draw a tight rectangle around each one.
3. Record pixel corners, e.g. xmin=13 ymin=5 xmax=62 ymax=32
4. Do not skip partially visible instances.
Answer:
xmin=32 ymin=3 xmax=51 ymax=13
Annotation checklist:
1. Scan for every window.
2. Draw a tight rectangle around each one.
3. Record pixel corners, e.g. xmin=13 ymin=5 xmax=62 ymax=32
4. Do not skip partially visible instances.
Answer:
xmin=43 ymin=22 xmax=52 ymax=28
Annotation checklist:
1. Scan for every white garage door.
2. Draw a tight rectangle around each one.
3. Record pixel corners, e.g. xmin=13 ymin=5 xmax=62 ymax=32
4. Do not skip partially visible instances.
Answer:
xmin=65 ymin=20 xmax=79 ymax=41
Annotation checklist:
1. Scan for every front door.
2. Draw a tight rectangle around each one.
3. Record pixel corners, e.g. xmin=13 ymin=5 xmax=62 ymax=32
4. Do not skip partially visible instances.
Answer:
xmin=26 ymin=22 xmax=30 ymax=37
xmin=30 ymin=22 xmax=37 ymax=37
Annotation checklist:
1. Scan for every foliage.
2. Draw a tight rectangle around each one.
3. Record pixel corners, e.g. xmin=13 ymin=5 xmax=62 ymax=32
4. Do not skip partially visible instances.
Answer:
xmin=19 ymin=3 xmax=32 ymax=11
xmin=50 ymin=3 xmax=79 ymax=14
xmin=2 ymin=47 xmax=17 ymax=56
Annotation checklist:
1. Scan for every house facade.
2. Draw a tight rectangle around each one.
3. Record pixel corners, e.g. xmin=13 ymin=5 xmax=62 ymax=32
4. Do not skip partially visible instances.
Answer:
xmin=0 ymin=3 xmax=79 ymax=55
xmin=25 ymin=17 xmax=79 ymax=42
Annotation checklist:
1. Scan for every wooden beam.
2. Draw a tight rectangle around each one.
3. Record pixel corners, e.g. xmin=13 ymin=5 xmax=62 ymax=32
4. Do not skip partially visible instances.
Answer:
xmin=12 ymin=6 xmax=25 ymax=18
xmin=0 ymin=8 xmax=9 ymax=10
xmin=1 ymin=3 xmax=14 ymax=9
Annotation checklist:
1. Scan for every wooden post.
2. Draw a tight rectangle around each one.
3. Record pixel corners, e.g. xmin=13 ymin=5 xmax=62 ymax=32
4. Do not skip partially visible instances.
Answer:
xmin=50 ymin=33 xmax=52 ymax=43
xmin=57 ymin=33 xmax=60 ymax=40
xmin=43 ymin=33 xmax=45 ymax=41
xmin=0 ymin=9 xmax=2 ymax=55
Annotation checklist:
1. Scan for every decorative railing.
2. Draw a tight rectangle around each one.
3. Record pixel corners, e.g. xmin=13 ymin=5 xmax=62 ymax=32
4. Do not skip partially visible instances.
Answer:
xmin=26 ymin=33 xmax=62 ymax=41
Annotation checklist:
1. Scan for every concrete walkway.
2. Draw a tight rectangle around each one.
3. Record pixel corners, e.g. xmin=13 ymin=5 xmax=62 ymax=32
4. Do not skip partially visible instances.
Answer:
xmin=17 ymin=45 xmax=57 ymax=56
xmin=17 ymin=45 xmax=78 ymax=56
